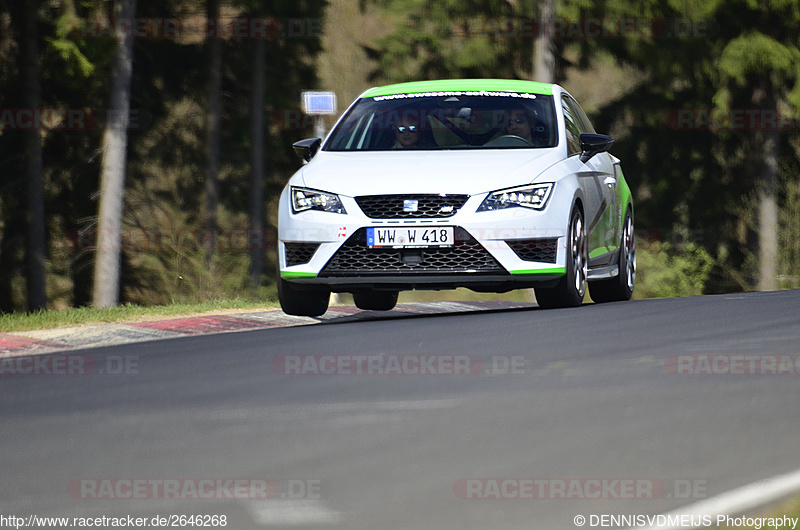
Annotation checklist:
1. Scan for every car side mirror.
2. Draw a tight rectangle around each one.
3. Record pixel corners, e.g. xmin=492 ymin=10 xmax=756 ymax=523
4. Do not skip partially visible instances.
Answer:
xmin=292 ymin=138 xmax=322 ymax=162
xmin=579 ymin=133 xmax=614 ymax=163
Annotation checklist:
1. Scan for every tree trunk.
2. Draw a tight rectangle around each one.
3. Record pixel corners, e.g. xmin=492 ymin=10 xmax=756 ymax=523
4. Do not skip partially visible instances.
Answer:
xmin=757 ymin=127 xmax=779 ymax=291
xmin=533 ymin=0 xmax=555 ymax=83
xmin=22 ymin=0 xmax=46 ymax=311
xmin=204 ymin=0 xmax=223 ymax=266
xmin=249 ymin=37 xmax=266 ymax=288
xmin=92 ymin=0 xmax=136 ymax=307
xmin=752 ymin=83 xmax=779 ymax=292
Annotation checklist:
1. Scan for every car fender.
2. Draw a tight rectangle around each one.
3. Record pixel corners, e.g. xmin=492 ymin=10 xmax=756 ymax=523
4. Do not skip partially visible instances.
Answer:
xmin=531 ymin=162 xmax=585 ymax=237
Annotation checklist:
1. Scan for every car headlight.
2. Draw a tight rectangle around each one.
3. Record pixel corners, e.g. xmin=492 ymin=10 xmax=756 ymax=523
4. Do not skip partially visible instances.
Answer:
xmin=477 ymin=183 xmax=554 ymax=212
xmin=291 ymin=187 xmax=347 ymax=214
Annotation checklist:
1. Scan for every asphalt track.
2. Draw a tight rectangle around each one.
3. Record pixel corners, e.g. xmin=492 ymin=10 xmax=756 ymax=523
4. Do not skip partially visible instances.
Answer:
xmin=2 ymin=290 xmax=800 ymax=529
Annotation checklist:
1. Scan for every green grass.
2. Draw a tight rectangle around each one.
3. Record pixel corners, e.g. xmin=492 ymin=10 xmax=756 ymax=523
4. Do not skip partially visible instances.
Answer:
xmin=0 ymin=299 xmax=279 ymax=333
xmin=1 ymin=290 xmax=538 ymax=333
xmin=1 ymin=289 xmax=538 ymax=333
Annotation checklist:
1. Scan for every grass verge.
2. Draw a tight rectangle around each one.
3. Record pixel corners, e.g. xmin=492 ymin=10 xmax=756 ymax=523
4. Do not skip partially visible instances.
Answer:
xmin=0 ymin=299 xmax=279 ymax=333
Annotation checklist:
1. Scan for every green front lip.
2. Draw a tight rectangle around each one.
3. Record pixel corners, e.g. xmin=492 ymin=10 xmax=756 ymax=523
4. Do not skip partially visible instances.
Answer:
xmin=284 ymin=269 xmax=564 ymax=278
xmin=361 ymin=79 xmax=554 ymax=98
xmin=280 ymin=271 xmax=318 ymax=280
xmin=510 ymin=267 xmax=566 ymax=277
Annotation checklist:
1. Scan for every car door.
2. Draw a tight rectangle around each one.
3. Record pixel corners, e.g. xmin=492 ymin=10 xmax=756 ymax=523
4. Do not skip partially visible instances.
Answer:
xmin=562 ymin=95 xmax=618 ymax=265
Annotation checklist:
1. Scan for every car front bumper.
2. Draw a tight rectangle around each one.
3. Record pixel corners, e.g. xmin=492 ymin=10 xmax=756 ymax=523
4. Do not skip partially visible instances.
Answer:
xmin=278 ymin=190 xmax=570 ymax=292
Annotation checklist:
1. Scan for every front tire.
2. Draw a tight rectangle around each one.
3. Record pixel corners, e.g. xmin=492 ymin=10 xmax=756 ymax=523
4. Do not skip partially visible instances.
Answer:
xmin=278 ymin=275 xmax=330 ymax=317
xmin=353 ymin=291 xmax=399 ymax=311
xmin=535 ymin=207 xmax=587 ymax=309
xmin=590 ymin=209 xmax=635 ymax=303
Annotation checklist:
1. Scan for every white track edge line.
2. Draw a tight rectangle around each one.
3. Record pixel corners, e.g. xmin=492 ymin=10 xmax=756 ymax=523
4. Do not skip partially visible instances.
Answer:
xmin=627 ymin=467 xmax=800 ymax=530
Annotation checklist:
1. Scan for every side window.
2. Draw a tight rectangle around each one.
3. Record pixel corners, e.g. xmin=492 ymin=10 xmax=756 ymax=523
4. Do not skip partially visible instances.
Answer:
xmin=568 ymin=96 xmax=596 ymax=134
xmin=561 ymin=96 xmax=582 ymax=156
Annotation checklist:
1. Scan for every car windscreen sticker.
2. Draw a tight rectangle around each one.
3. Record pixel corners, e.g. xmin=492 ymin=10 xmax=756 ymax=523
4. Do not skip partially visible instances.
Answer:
xmin=372 ymin=91 xmax=538 ymax=102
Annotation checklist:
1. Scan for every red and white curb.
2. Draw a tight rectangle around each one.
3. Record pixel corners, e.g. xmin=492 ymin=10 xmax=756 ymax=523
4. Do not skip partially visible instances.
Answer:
xmin=0 ymin=301 xmax=536 ymax=358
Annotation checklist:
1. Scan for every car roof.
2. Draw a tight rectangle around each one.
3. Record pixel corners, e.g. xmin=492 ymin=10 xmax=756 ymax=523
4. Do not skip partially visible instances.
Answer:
xmin=360 ymin=79 xmax=555 ymax=98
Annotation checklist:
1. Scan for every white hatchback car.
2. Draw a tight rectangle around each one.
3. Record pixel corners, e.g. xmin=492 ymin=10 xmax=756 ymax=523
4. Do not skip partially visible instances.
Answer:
xmin=278 ymin=79 xmax=635 ymax=316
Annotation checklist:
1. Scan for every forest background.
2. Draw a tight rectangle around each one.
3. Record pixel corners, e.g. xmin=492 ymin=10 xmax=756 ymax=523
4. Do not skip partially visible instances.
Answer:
xmin=1 ymin=0 xmax=799 ymax=313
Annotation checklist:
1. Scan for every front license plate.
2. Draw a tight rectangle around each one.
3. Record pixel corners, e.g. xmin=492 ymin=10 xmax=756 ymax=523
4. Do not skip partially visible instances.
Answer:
xmin=366 ymin=227 xmax=454 ymax=248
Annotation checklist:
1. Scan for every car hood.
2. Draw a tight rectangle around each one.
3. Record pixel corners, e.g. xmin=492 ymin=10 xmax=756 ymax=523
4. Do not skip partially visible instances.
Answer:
xmin=296 ymin=149 xmax=562 ymax=197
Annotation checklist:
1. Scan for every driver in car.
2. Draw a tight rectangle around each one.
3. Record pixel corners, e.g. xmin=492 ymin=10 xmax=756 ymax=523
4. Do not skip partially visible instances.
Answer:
xmin=504 ymin=107 xmax=535 ymax=143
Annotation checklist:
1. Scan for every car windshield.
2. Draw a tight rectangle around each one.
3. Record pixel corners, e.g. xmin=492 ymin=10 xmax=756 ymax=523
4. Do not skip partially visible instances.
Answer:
xmin=325 ymin=93 xmax=557 ymax=151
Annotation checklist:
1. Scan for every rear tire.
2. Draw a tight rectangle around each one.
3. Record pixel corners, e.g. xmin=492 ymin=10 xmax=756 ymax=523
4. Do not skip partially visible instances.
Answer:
xmin=590 ymin=209 xmax=635 ymax=303
xmin=278 ymin=275 xmax=330 ymax=317
xmin=535 ymin=206 xmax=588 ymax=309
xmin=353 ymin=291 xmax=399 ymax=311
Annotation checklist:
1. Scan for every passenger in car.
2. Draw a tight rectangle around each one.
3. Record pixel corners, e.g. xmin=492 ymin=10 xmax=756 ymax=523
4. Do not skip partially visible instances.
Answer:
xmin=393 ymin=116 xmax=420 ymax=149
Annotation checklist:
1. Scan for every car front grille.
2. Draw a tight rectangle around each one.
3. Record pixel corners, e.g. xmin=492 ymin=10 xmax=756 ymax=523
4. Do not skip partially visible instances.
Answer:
xmin=506 ymin=238 xmax=558 ymax=263
xmin=319 ymin=227 xmax=507 ymax=277
xmin=355 ymin=194 xmax=470 ymax=219
xmin=284 ymin=242 xmax=321 ymax=267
